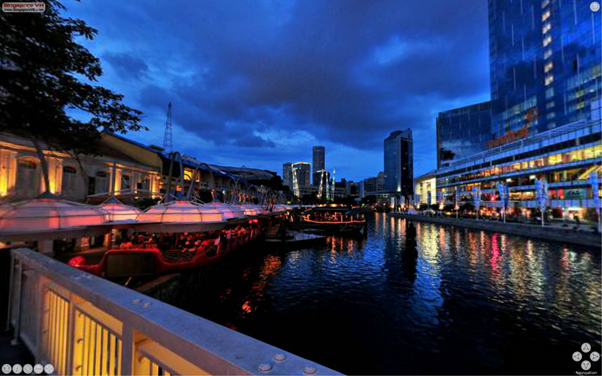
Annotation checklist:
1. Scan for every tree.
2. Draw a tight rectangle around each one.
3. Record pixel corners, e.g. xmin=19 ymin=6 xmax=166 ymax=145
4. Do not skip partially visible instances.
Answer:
xmin=0 ymin=0 xmax=144 ymax=192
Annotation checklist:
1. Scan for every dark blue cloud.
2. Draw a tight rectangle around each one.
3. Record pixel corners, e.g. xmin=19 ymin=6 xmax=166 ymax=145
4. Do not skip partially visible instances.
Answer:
xmin=103 ymin=52 xmax=148 ymax=80
xmin=66 ymin=0 xmax=490 ymax=181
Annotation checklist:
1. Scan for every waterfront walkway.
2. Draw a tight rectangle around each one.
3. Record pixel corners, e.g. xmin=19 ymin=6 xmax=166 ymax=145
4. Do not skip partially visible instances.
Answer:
xmin=390 ymin=213 xmax=601 ymax=248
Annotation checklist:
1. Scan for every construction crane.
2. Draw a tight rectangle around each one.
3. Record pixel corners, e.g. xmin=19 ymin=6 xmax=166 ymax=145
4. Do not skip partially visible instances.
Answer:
xmin=163 ymin=102 xmax=173 ymax=152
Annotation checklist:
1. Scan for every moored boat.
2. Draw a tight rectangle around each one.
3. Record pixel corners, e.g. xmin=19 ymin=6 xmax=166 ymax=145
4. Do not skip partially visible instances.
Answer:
xmin=299 ymin=205 xmax=366 ymax=234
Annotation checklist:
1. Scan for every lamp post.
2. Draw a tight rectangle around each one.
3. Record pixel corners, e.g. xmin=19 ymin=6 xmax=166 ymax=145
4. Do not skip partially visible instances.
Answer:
xmin=497 ymin=182 xmax=508 ymax=223
xmin=590 ymin=173 xmax=600 ymax=232
xmin=472 ymin=187 xmax=480 ymax=221
xmin=455 ymin=188 xmax=460 ymax=219
xmin=535 ymin=178 xmax=548 ymax=227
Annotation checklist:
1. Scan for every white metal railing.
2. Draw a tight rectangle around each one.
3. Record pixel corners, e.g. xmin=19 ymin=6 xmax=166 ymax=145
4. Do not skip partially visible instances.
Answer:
xmin=8 ymin=248 xmax=341 ymax=376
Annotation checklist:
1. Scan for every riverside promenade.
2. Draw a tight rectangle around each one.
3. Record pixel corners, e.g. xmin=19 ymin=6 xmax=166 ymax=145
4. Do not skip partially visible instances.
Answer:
xmin=389 ymin=213 xmax=601 ymax=248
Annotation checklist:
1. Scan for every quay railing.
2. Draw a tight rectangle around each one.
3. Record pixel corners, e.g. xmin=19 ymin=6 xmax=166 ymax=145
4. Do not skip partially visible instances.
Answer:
xmin=7 ymin=248 xmax=341 ymax=376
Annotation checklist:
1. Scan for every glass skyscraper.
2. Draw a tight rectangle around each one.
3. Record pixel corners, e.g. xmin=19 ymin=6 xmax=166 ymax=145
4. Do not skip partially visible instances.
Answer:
xmin=489 ymin=0 xmax=601 ymax=139
xmin=312 ymin=146 xmax=325 ymax=186
xmin=436 ymin=101 xmax=492 ymax=168
xmin=384 ymin=129 xmax=413 ymax=196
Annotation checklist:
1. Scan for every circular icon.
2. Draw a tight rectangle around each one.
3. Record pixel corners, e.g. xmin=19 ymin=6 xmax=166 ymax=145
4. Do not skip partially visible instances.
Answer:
xmin=573 ymin=351 xmax=583 ymax=361
xmin=13 ymin=364 xmax=22 ymax=374
xmin=591 ymin=351 xmax=600 ymax=362
xmin=1 ymin=365 xmax=11 ymax=375
xmin=591 ymin=2 xmax=601 ymax=12
xmin=43 ymin=364 xmax=54 ymax=375
xmin=23 ymin=365 xmax=32 ymax=374
xmin=33 ymin=365 xmax=43 ymax=375
xmin=582 ymin=343 xmax=592 ymax=353
xmin=582 ymin=360 xmax=592 ymax=370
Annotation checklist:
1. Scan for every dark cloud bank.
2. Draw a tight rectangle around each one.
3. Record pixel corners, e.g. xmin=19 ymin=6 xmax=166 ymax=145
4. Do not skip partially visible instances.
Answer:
xmin=69 ymin=0 xmax=491 ymax=180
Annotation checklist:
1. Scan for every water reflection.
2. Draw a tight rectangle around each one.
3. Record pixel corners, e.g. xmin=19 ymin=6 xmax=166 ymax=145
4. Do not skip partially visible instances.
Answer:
xmin=161 ymin=213 xmax=601 ymax=375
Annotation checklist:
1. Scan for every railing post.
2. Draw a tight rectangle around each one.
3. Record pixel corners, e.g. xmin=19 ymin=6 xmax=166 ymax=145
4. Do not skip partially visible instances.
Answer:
xmin=10 ymin=257 xmax=22 ymax=345
xmin=64 ymin=295 xmax=77 ymax=375
xmin=121 ymin=326 xmax=134 ymax=376
xmin=34 ymin=277 xmax=47 ymax=363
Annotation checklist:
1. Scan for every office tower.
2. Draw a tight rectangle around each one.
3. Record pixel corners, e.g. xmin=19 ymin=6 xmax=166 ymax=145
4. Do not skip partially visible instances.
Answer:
xmin=292 ymin=162 xmax=311 ymax=187
xmin=488 ymin=0 xmax=601 ymax=139
xmin=436 ymin=101 xmax=492 ymax=168
xmin=312 ymin=146 xmax=325 ymax=186
xmin=384 ymin=129 xmax=413 ymax=195
xmin=282 ymin=162 xmax=293 ymax=188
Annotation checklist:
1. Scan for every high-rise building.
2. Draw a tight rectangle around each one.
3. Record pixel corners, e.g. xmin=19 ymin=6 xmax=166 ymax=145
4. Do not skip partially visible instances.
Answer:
xmin=312 ymin=146 xmax=325 ymax=186
xmin=436 ymin=101 xmax=492 ymax=168
xmin=376 ymin=171 xmax=385 ymax=191
xmin=384 ymin=130 xmax=413 ymax=196
xmin=488 ymin=0 xmax=601 ymax=140
xmin=292 ymin=162 xmax=311 ymax=188
xmin=282 ymin=162 xmax=293 ymax=188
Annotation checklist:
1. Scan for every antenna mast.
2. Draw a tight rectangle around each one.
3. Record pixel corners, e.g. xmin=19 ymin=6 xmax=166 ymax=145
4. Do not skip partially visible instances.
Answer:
xmin=163 ymin=102 xmax=173 ymax=152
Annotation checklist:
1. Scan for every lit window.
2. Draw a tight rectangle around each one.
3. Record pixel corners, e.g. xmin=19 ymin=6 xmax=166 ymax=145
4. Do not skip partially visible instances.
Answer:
xmin=546 ymin=88 xmax=554 ymax=99
xmin=546 ymin=101 xmax=555 ymax=109
xmin=541 ymin=0 xmax=550 ymax=8
xmin=543 ymin=49 xmax=552 ymax=59
xmin=544 ymin=62 xmax=553 ymax=73
xmin=542 ymin=10 xmax=551 ymax=21
xmin=542 ymin=23 xmax=551 ymax=34
xmin=546 ymin=112 xmax=556 ymax=120
xmin=545 ymin=74 xmax=554 ymax=85
xmin=543 ymin=35 xmax=552 ymax=47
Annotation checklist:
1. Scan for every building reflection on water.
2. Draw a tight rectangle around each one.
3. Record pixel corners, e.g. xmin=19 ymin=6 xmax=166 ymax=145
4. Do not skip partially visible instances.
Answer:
xmin=157 ymin=213 xmax=601 ymax=375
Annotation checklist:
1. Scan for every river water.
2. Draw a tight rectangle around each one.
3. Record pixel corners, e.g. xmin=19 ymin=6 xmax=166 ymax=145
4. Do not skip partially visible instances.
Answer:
xmin=161 ymin=213 xmax=601 ymax=374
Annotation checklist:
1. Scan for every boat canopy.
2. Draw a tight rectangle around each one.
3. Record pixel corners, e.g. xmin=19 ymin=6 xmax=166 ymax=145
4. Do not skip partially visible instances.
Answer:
xmin=206 ymin=202 xmax=246 ymax=220
xmin=137 ymin=200 xmax=224 ymax=223
xmin=99 ymin=197 xmax=141 ymax=223
xmin=0 ymin=197 xmax=107 ymax=234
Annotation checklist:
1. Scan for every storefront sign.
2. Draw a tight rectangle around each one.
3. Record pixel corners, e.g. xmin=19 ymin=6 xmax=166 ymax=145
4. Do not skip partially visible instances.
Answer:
xmin=488 ymin=126 xmax=529 ymax=148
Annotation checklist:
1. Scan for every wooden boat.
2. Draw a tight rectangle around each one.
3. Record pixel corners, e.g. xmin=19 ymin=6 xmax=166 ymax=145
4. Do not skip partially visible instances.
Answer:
xmin=299 ymin=206 xmax=366 ymax=234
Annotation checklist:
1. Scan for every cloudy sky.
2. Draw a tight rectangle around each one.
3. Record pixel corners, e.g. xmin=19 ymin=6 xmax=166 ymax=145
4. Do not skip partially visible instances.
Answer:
xmin=66 ymin=0 xmax=491 ymax=182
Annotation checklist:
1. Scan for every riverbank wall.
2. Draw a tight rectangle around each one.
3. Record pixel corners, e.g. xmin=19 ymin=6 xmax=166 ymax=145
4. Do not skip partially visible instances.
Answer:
xmin=389 ymin=213 xmax=601 ymax=249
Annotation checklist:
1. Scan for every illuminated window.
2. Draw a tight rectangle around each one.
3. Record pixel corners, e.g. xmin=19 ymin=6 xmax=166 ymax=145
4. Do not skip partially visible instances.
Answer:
xmin=541 ymin=0 xmax=550 ymax=8
xmin=542 ymin=23 xmax=551 ymax=34
xmin=543 ymin=35 xmax=552 ymax=47
xmin=544 ymin=62 xmax=553 ymax=73
xmin=543 ymin=49 xmax=552 ymax=59
xmin=545 ymin=74 xmax=554 ymax=85
xmin=542 ymin=10 xmax=551 ymax=21
xmin=546 ymin=88 xmax=554 ymax=99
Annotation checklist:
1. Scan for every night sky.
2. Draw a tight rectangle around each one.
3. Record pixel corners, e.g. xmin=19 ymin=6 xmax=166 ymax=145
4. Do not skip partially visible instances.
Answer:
xmin=66 ymin=0 xmax=491 ymax=182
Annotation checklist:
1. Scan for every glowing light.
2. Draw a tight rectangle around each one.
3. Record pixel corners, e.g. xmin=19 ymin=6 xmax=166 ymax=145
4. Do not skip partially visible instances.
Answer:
xmin=68 ymin=256 xmax=86 ymax=267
